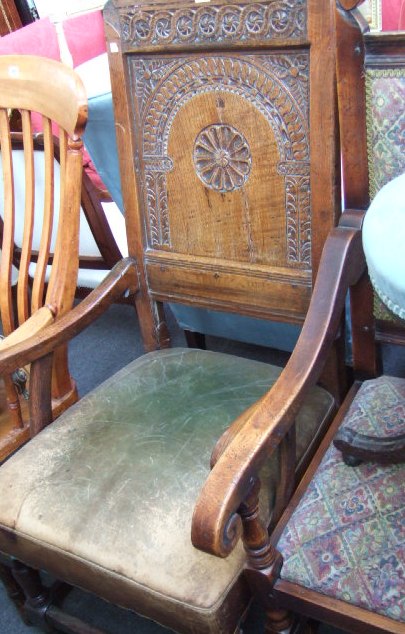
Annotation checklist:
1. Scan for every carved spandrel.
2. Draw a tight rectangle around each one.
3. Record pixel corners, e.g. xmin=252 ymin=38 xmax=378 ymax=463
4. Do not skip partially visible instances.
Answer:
xmin=120 ymin=1 xmax=307 ymax=50
xmin=131 ymin=52 xmax=310 ymax=264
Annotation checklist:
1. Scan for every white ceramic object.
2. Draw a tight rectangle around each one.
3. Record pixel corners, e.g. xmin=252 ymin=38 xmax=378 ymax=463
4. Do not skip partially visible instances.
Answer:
xmin=363 ymin=172 xmax=405 ymax=320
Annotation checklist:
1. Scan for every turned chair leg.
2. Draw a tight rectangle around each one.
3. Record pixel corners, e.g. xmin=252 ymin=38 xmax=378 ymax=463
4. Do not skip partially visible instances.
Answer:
xmin=265 ymin=609 xmax=319 ymax=633
xmin=11 ymin=560 xmax=107 ymax=634
xmin=265 ymin=608 xmax=299 ymax=633
xmin=4 ymin=374 xmax=24 ymax=430
xmin=237 ymin=479 xmax=320 ymax=634
xmin=11 ymin=560 xmax=53 ymax=632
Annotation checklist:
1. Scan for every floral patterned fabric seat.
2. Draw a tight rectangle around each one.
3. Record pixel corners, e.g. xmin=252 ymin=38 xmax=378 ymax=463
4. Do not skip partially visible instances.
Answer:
xmin=277 ymin=375 xmax=405 ymax=622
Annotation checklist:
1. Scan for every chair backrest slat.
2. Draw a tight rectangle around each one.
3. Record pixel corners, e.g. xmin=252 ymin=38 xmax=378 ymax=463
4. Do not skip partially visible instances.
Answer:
xmin=0 ymin=108 xmax=15 ymax=335
xmin=17 ymin=109 xmax=35 ymax=324
xmin=31 ymin=116 xmax=54 ymax=313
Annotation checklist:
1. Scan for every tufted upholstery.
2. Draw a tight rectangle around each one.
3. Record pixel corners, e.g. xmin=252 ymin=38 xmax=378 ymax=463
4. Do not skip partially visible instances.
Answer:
xmin=277 ymin=375 xmax=405 ymax=622
xmin=0 ymin=348 xmax=334 ymax=634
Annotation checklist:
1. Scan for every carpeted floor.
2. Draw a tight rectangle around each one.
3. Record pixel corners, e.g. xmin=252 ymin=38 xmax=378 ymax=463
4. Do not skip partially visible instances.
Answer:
xmin=1 ymin=302 xmax=403 ymax=633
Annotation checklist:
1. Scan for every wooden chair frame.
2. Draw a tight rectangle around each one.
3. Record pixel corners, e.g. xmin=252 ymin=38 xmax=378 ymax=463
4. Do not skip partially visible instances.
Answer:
xmin=0 ymin=4 xmax=398 ymax=633
xmin=198 ymin=3 xmax=402 ymax=631
xmin=0 ymin=55 xmax=87 ymax=459
xmin=0 ymin=119 xmax=128 ymax=461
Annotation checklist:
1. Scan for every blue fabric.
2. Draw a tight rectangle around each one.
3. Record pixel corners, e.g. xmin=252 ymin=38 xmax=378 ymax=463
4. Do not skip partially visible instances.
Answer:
xmin=84 ymin=92 xmax=124 ymax=212
xmin=170 ymin=304 xmax=301 ymax=352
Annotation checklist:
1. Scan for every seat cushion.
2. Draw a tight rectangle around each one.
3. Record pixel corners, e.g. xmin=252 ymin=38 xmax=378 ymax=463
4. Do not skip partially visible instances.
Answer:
xmin=0 ymin=348 xmax=333 ymax=633
xmin=277 ymin=375 xmax=405 ymax=622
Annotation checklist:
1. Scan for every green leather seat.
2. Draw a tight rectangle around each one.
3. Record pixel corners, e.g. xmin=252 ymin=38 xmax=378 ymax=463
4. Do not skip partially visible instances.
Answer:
xmin=0 ymin=348 xmax=334 ymax=633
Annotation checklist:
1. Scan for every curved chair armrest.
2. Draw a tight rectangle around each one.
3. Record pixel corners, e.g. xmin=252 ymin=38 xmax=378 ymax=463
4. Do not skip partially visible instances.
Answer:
xmin=192 ymin=211 xmax=368 ymax=558
xmin=0 ymin=305 xmax=56 ymax=351
xmin=0 ymin=258 xmax=138 ymax=376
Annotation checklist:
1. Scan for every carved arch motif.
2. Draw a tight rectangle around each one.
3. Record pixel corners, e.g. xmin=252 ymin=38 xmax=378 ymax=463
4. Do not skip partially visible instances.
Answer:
xmin=132 ymin=53 xmax=310 ymax=264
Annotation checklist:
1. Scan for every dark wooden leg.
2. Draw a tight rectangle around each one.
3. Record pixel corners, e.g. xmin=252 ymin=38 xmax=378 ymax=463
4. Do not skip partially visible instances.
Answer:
xmin=237 ymin=479 xmax=319 ymax=634
xmin=0 ymin=560 xmax=27 ymax=620
xmin=11 ymin=560 xmax=53 ymax=631
xmin=265 ymin=608 xmax=299 ymax=633
xmin=238 ymin=479 xmax=284 ymax=631
xmin=184 ymin=330 xmax=206 ymax=349
xmin=11 ymin=561 xmax=108 ymax=634
xmin=264 ymin=609 xmax=320 ymax=633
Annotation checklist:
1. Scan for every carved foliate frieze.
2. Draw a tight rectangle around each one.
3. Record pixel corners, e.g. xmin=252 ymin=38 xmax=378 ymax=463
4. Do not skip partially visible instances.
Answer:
xmin=131 ymin=52 xmax=310 ymax=264
xmin=120 ymin=1 xmax=306 ymax=50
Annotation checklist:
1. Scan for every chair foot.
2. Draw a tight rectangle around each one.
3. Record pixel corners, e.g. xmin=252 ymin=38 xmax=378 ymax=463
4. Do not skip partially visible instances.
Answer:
xmin=265 ymin=608 xmax=296 ymax=633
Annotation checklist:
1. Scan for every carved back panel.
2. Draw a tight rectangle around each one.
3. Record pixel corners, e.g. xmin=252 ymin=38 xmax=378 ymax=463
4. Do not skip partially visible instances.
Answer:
xmin=104 ymin=0 xmax=339 ymax=348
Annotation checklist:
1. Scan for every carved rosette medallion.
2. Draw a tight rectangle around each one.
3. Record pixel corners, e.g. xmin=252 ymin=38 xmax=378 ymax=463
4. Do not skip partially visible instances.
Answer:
xmin=120 ymin=1 xmax=306 ymax=49
xmin=193 ymin=124 xmax=252 ymax=192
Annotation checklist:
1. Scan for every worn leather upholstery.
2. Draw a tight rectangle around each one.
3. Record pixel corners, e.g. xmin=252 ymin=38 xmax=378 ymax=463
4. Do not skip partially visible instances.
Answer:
xmin=0 ymin=349 xmax=334 ymax=633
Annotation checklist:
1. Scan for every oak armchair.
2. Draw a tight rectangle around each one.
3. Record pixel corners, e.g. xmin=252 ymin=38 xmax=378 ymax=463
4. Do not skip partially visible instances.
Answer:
xmin=0 ymin=3 xmax=387 ymax=634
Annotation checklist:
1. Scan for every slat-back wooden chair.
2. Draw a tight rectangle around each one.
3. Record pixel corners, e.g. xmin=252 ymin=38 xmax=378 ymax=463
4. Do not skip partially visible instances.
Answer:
xmin=0 ymin=55 xmax=87 ymax=459
xmin=0 ymin=128 xmax=129 ymax=461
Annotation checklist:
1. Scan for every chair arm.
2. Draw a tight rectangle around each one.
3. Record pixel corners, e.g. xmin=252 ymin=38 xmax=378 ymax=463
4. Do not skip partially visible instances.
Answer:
xmin=192 ymin=211 xmax=368 ymax=559
xmin=0 ymin=257 xmax=138 ymax=376
xmin=0 ymin=305 xmax=55 ymax=351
